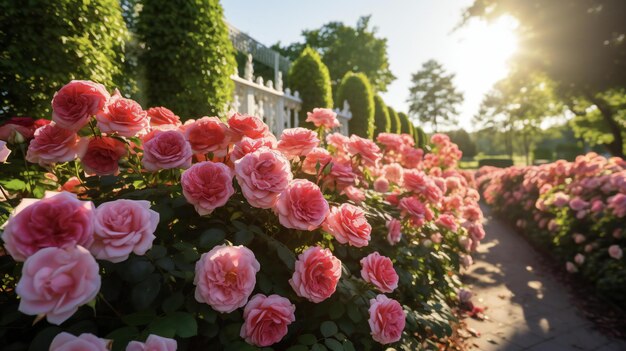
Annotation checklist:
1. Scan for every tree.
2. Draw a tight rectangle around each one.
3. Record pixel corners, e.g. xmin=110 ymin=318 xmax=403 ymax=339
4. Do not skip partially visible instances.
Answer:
xmin=373 ymin=95 xmax=391 ymax=136
xmin=407 ymin=60 xmax=463 ymax=132
xmin=463 ymin=0 xmax=626 ymax=156
xmin=0 ymin=0 xmax=131 ymax=118
xmin=336 ymin=72 xmax=375 ymax=139
xmin=137 ymin=0 xmax=235 ymax=119
xmin=272 ymin=16 xmax=395 ymax=92
xmin=387 ymin=107 xmax=401 ymax=135
xmin=447 ymin=129 xmax=477 ymax=158
xmin=398 ymin=112 xmax=413 ymax=135
xmin=289 ymin=47 xmax=333 ymax=128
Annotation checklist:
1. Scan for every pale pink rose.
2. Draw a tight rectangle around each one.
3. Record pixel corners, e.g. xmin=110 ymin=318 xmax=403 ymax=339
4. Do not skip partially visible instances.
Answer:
xmin=235 ymin=148 xmax=292 ymax=209
xmin=461 ymin=254 xmax=473 ymax=268
xmin=2 ymin=191 xmax=94 ymax=261
xmin=590 ymin=200 xmax=604 ymax=213
xmin=386 ymin=218 xmax=402 ymax=245
xmin=464 ymin=221 xmax=486 ymax=241
xmin=16 ymin=246 xmax=100 ymax=325
xmin=274 ymin=179 xmax=329 ymax=230
xmin=302 ymin=147 xmax=332 ymax=175
xmin=376 ymin=133 xmax=404 ymax=153
xmin=569 ymin=197 xmax=590 ymax=212
xmin=399 ymin=196 xmax=433 ymax=227
xmin=360 ymin=252 xmax=398 ymax=293
xmin=181 ymin=161 xmax=235 ymax=215
xmin=323 ymin=204 xmax=371 ymax=247
xmin=566 ymin=261 xmax=578 ymax=273
xmin=383 ymin=163 xmax=403 ymax=185
xmin=50 ymin=332 xmax=109 ymax=351
xmin=368 ymin=295 xmax=405 ymax=345
xmin=240 ymin=294 xmax=295 ymax=347
xmin=574 ymin=253 xmax=585 ymax=265
xmin=374 ymin=177 xmax=389 ymax=193
xmin=552 ymin=192 xmax=570 ymax=207
xmin=584 ymin=244 xmax=594 ymax=253
xmin=573 ymin=233 xmax=586 ymax=244
xmin=25 ymin=123 xmax=87 ymax=166
xmin=458 ymin=289 xmax=473 ymax=303
xmin=96 ymin=90 xmax=148 ymax=137
xmin=547 ymin=219 xmax=559 ymax=232
xmin=142 ymin=130 xmax=192 ymax=171
xmin=80 ymin=136 xmax=127 ymax=176
xmin=52 ymin=80 xmax=110 ymax=131
xmin=127 ymin=334 xmax=177 ymax=351
xmin=613 ymin=228 xmax=623 ymax=239
xmin=0 ymin=140 xmax=11 ymax=162
xmin=91 ymin=200 xmax=159 ymax=263
xmin=289 ymin=246 xmax=341 ymax=303
xmin=323 ymin=161 xmax=357 ymax=191
xmin=436 ymin=214 xmax=458 ymax=232
xmin=608 ymin=245 xmax=623 ymax=260
xmin=277 ymin=127 xmax=319 ymax=159
xmin=607 ymin=193 xmax=626 ymax=217
xmin=431 ymin=232 xmax=443 ymax=243
xmin=401 ymin=147 xmax=423 ymax=169
xmin=231 ymin=136 xmax=277 ymax=162
xmin=147 ymin=107 xmax=181 ymax=127
xmin=459 ymin=236 xmax=471 ymax=252
xmin=184 ymin=116 xmax=232 ymax=157
xmin=228 ymin=113 xmax=270 ymax=141
xmin=326 ymin=132 xmax=350 ymax=153
xmin=347 ymin=135 xmax=382 ymax=167
xmin=194 ymin=245 xmax=260 ymax=313
xmin=341 ymin=185 xmax=366 ymax=204
xmin=305 ymin=108 xmax=339 ymax=129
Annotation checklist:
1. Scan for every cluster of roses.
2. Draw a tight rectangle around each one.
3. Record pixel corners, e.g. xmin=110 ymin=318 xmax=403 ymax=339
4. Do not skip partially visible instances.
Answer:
xmin=476 ymin=153 xmax=625 ymax=305
xmin=0 ymin=80 xmax=484 ymax=349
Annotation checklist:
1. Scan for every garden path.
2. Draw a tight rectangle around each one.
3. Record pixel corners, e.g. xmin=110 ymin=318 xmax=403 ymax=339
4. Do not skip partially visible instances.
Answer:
xmin=462 ymin=204 xmax=626 ymax=351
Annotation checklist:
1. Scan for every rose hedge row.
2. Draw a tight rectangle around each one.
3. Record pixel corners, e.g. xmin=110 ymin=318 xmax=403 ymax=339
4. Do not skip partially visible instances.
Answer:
xmin=0 ymin=81 xmax=484 ymax=350
xmin=476 ymin=154 xmax=626 ymax=308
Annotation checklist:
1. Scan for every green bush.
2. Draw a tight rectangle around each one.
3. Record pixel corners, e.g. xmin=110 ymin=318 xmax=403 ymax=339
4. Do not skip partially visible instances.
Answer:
xmin=398 ymin=111 xmax=413 ymax=135
xmin=478 ymin=158 xmax=514 ymax=168
xmin=336 ymin=72 xmax=375 ymax=138
xmin=372 ymin=95 xmax=390 ymax=136
xmin=387 ymin=106 xmax=401 ymax=134
xmin=414 ymin=125 xmax=427 ymax=149
xmin=0 ymin=0 xmax=131 ymax=118
xmin=289 ymin=47 xmax=333 ymax=128
xmin=137 ymin=0 xmax=235 ymax=120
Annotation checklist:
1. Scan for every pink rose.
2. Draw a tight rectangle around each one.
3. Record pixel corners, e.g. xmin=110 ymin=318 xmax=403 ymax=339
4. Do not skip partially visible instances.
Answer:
xmin=274 ymin=179 xmax=329 ymax=230
xmin=322 ymin=161 xmax=357 ymax=191
xmin=341 ymin=185 xmax=365 ymax=204
xmin=91 ymin=200 xmax=159 ymax=263
xmin=147 ymin=107 xmax=181 ymax=127
xmin=569 ymin=197 xmax=589 ymax=212
xmin=277 ymin=127 xmax=319 ymax=159
xmin=368 ymin=295 xmax=405 ymax=344
xmin=184 ymin=116 xmax=233 ymax=157
xmin=608 ymin=245 xmax=623 ymax=260
xmin=81 ymin=136 xmax=127 ymax=176
xmin=16 ymin=246 xmax=101 ymax=324
xmin=228 ymin=113 xmax=270 ymax=141
xmin=305 ymin=108 xmax=340 ymax=129
xmin=142 ymin=130 xmax=192 ymax=171
xmin=326 ymin=132 xmax=350 ymax=153
xmin=194 ymin=245 xmax=260 ymax=313
xmin=376 ymin=133 xmax=405 ymax=153
xmin=383 ymin=163 xmax=403 ymax=185
xmin=360 ymin=252 xmax=398 ymax=293
xmin=231 ymin=136 xmax=277 ymax=162
xmin=608 ymin=193 xmax=626 ymax=217
xmin=127 ymin=334 xmax=177 ymax=351
xmin=96 ymin=90 xmax=148 ymax=137
xmin=61 ymin=176 xmax=85 ymax=194
xmin=323 ymin=204 xmax=371 ymax=247
xmin=458 ymin=289 xmax=473 ymax=303
xmin=2 ymin=191 xmax=94 ymax=261
xmin=181 ymin=161 xmax=234 ymax=215
xmin=386 ymin=218 xmax=402 ymax=245
xmin=50 ymin=332 xmax=110 ymax=351
xmin=0 ymin=117 xmax=48 ymax=143
xmin=25 ymin=123 xmax=87 ymax=166
xmin=0 ymin=140 xmax=11 ymax=162
xmin=235 ymin=148 xmax=292 ymax=209
xmin=240 ymin=294 xmax=295 ymax=347
xmin=436 ymin=214 xmax=458 ymax=232
xmin=399 ymin=196 xmax=433 ymax=227
xmin=461 ymin=254 xmax=473 ymax=268
xmin=289 ymin=246 xmax=341 ymax=303
xmin=566 ymin=261 xmax=578 ymax=273
xmin=574 ymin=253 xmax=585 ymax=265
xmin=347 ymin=135 xmax=382 ymax=167
xmin=52 ymin=80 xmax=110 ymax=131
xmin=374 ymin=177 xmax=389 ymax=192
xmin=302 ymin=147 xmax=332 ymax=175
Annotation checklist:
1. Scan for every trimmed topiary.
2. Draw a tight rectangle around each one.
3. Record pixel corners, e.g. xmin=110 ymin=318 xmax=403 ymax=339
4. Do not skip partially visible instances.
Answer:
xmin=373 ymin=95 xmax=390 ymax=136
xmin=289 ymin=47 xmax=333 ymax=129
xmin=336 ymin=72 xmax=375 ymax=139
xmin=414 ymin=125 xmax=427 ymax=149
xmin=387 ymin=107 xmax=401 ymax=134
xmin=138 ymin=0 xmax=235 ymax=119
xmin=398 ymin=112 xmax=413 ymax=135
xmin=0 ymin=0 xmax=131 ymax=118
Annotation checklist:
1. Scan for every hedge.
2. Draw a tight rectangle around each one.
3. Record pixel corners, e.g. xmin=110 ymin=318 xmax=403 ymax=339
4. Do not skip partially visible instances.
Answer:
xmin=388 ymin=107 xmax=401 ymax=134
xmin=373 ymin=95 xmax=391 ymax=136
xmin=289 ymin=47 xmax=333 ymax=128
xmin=337 ymin=72 xmax=375 ymax=139
xmin=398 ymin=112 xmax=413 ymax=135
xmin=414 ymin=125 xmax=427 ymax=150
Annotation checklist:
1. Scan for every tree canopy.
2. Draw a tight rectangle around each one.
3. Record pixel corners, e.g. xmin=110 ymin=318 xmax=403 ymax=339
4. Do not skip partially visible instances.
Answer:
xmin=447 ymin=129 xmax=477 ymax=158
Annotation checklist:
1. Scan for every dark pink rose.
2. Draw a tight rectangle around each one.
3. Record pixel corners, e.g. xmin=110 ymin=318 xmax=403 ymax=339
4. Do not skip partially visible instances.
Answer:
xmin=305 ymin=108 xmax=340 ymax=129
xmin=302 ymin=147 xmax=332 ymax=175
xmin=374 ymin=177 xmax=390 ymax=192
xmin=147 ymin=107 xmax=181 ymax=127
xmin=386 ymin=218 xmax=402 ymax=245
xmin=347 ymin=135 xmax=382 ymax=167
xmin=26 ymin=123 xmax=87 ymax=166
xmin=274 ymin=179 xmax=329 ymax=230
xmin=228 ymin=113 xmax=270 ymax=141
xmin=399 ymin=196 xmax=433 ymax=227
xmin=289 ymin=246 xmax=341 ymax=303
xmin=184 ymin=116 xmax=233 ymax=157
xmin=96 ymin=90 xmax=148 ymax=137
xmin=323 ymin=161 xmax=357 ymax=191
xmin=277 ymin=127 xmax=319 ymax=159
xmin=50 ymin=332 xmax=110 ymax=351
xmin=323 ymin=204 xmax=371 ymax=247
xmin=142 ymin=130 xmax=192 ymax=171
xmin=0 ymin=117 xmax=51 ymax=143
xmin=240 ymin=294 xmax=295 ymax=347
xmin=81 ymin=136 xmax=127 ymax=176
xmin=52 ymin=80 xmax=110 ymax=131
xmin=360 ymin=252 xmax=398 ymax=293
xmin=436 ymin=214 xmax=457 ymax=232
xmin=181 ymin=161 xmax=234 ymax=215
xmin=368 ymin=294 xmax=405 ymax=344
xmin=235 ymin=148 xmax=292 ymax=209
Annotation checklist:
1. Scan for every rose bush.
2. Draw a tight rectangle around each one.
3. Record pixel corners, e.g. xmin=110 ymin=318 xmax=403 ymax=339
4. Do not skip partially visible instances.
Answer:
xmin=477 ymin=153 xmax=626 ymax=308
xmin=0 ymin=81 xmax=483 ymax=350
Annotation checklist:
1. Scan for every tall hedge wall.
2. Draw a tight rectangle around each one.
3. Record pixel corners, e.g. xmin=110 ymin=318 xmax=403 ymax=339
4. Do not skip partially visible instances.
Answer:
xmin=414 ymin=125 xmax=427 ymax=149
xmin=373 ymin=95 xmax=391 ymax=136
xmin=138 ymin=0 xmax=235 ymax=119
xmin=387 ymin=107 xmax=401 ymax=134
xmin=398 ymin=111 xmax=413 ymax=135
xmin=0 ymin=0 xmax=130 ymax=118
xmin=289 ymin=47 xmax=333 ymax=128
xmin=337 ymin=72 xmax=375 ymax=139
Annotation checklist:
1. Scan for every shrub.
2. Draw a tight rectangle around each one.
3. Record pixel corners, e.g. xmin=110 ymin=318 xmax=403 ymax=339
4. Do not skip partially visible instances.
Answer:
xmin=414 ymin=126 xmax=427 ymax=149
xmin=137 ymin=0 xmax=235 ymax=119
xmin=373 ymin=95 xmax=391 ymax=136
xmin=0 ymin=0 xmax=131 ymax=118
xmin=477 ymin=158 xmax=514 ymax=168
xmin=289 ymin=47 xmax=333 ymax=128
xmin=337 ymin=72 xmax=375 ymax=139
xmin=398 ymin=112 xmax=413 ymax=135
xmin=388 ymin=107 xmax=401 ymax=134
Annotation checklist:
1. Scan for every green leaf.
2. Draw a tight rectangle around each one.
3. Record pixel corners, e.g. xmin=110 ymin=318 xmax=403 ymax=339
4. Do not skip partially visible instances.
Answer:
xmin=347 ymin=303 xmax=362 ymax=322
xmin=122 ymin=310 xmax=157 ymax=326
xmin=118 ymin=257 xmax=155 ymax=283
xmin=162 ymin=292 xmax=185 ymax=313
xmin=312 ymin=344 xmax=328 ymax=351
xmin=320 ymin=321 xmax=338 ymax=338
xmin=28 ymin=326 xmax=61 ymax=351
xmin=171 ymin=311 xmax=198 ymax=338
xmin=148 ymin=317 xmax=177 ymax=338
xmin=328 ymin=301 xmax=346 ymax=320
xmin=342 ymin=340 xmax=356 ymax=351
xmin=199 ymin=228 xmax=226 ymax=248
xmin=2 ymin=179 xmax=26 ymax=191
xmin=106 ymin=326 xmax=139 ymax=351
xmin=324 ymin=338 xmax=343 ymax=351
xmin=147 ymin=245 xmax=167 ymax=259
xmin=287 ymin=346 xmax=308 ymax=351
xmin=131 ymin=274 xmax=161 ymax=310
xmin=297 ymin=333 xmax=318 ymax=345
xmin=234 ymin=229 xmax=254 ymax=245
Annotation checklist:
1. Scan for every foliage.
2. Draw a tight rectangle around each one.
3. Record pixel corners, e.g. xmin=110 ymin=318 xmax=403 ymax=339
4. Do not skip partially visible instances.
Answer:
xmin=372 ymin=96 xmax=391 ymax=136
xmin=0 ymin=0 xmax=131 ymax=119
xmin=337 ymin=72 xmax=375 ymax=139
xmin=137 ymin=0 xmax=235 ymax=119
xmin=289 ymin=47 xmax=334 ymax=128
xmin=272 ymin=16 xmax=395 ymax=93
xmin=407 ymin=60 xmax=463 ymax=132
xmin=414 ymin=126 xmax=427 ymax=150
xmin=388 ymin=107 xmax=401 ymax=134
xmin=398 ymin=112 xmax=413 ymax=136
xmin=447 ymin=129 xmax=477 ymax=159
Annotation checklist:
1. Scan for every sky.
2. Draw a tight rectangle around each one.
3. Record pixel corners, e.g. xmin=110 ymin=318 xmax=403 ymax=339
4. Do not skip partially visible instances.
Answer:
xmin=222 ymin=0 xmax=518 ymax=132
